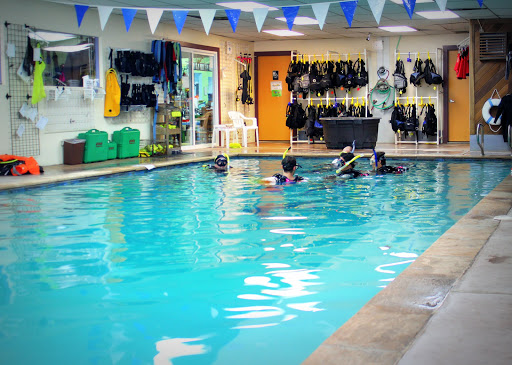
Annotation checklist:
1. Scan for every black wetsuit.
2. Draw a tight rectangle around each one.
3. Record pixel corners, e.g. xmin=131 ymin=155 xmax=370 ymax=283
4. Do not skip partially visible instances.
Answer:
xmin=336 ymin=169 xmax=367 ymax=178
xmin=376 ymin=166 xmax=408 ymax=174
xmin=273 ymin=173 xmax=305 ymax=184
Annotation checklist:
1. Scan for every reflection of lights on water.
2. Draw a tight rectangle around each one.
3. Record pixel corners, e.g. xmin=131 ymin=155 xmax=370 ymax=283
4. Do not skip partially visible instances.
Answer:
xmin=263 ymin=247 xmax=275 ymax=251
xmin=379 ymin=246 xmax=390 ymax=250
xmin=154 ymin=337 xmax=208 ymax=365
xmin=282 ymin=314 xmax=297 ymax=322
xmin=238 ymin=294 xmax=274 ymax=300
xmin=244 ymin=276 xmax=279 ymax=288
xmin=262 ymin=263 xmax=290 ymax=269
xmin=270 ymin=228 xmax=305 ymax=235
xmin=287 ymin=302 xmax=324 ymax=312
xmin=281 ymin=243 xmax=294 ymax=247
xmin=379 ymin=278 xmax=394 ymax=282
xmin=389 ymin=252 xmax=418 ymax=258
xmin=262 ymin=216 xmax=307 ymax=220
xmin=375 ymin=260 xmax=415 ymax=274
xmin=233 ymin=323 xmax=279 ymax=329
xmin=225 ymin=306 xmax=284 ymax=319
xmin=293 ymin=248 xmax=308 ymax=252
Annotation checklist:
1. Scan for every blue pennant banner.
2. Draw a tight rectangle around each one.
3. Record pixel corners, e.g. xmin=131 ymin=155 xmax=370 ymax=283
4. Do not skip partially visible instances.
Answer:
xmin=339 ymin=1 xmax=358 ymax=28
xmin=225 ymin=9 xmax=241 ymax=32
xmin=74 ymin=5 xmax=89 ymax=28
xmin=367 ymin=0 xmax=386 ymax=24
xmin=402 ymin=0 xmax=416 ymax=19
xmin=282 ymin=6 xmax=300 ymax=31
xmin=477 ymin=0 xmax=484 ymax=7
xmin=122 ymin=9 xmax=137 ymax=32
xmin=173 ymin=10 xmax=189 ymax=34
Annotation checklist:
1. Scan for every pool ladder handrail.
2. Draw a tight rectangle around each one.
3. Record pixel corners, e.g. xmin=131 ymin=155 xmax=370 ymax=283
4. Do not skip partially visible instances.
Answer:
xmin=476 ymin=123 xmax=485 ymax=156
xmin=508 ymin=124 xmax=512 ymax=151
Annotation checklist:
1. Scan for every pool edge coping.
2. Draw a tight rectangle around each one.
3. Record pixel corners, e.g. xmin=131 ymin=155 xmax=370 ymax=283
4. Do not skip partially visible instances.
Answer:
xmin=302 ymin=175 xmax=512 ymax=365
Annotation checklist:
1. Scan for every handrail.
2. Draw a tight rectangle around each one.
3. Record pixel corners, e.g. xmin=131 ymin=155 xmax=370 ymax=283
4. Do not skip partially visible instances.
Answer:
xmin=508 ymin=125 xmax=512 ymax=150
xmin=476 ymin=123 xmax=485 ymax=156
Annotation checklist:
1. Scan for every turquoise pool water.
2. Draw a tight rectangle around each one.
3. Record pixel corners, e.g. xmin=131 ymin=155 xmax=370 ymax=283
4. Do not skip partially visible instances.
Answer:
xmin=0 ymin=158 xmax=509 ymax=365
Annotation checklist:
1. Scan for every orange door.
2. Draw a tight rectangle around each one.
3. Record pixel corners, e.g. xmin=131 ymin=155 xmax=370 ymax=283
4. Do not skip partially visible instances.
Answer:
xmin=448 ymin=49 xmax=470 ymax=141
xmin=257 ymin=55 xmax=291 ymax=140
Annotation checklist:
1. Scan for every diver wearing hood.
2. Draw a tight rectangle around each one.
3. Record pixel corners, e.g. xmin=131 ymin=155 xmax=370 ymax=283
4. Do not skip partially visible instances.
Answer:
xmin=204 ymin=154 xmax=230 ymax=171
xmin=335 ymin=152 xmax=368 ymax=179
xmin=370 ymin=151 xmax=407 ymax=174
xmin=263 ymin=147 xmax=307 ymax=185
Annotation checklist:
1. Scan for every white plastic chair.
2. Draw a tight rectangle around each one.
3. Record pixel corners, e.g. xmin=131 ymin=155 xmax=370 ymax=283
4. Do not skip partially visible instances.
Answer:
xmin=212 ymin=124 xmax=238 ymax=148
xmin=227 ymin=111 xmax=260 ymax=147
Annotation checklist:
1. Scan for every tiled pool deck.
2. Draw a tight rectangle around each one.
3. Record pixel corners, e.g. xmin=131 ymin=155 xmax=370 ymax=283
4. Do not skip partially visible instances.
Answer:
xmin=1 ymin=142 xmax=511 ymax=364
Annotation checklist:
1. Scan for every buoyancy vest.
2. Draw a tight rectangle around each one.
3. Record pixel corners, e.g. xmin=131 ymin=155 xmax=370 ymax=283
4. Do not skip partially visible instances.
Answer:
xmin=0 ymin=155 xmax=43 ymax=176
xmin=104 ymin=68 xmax=121 ymax=117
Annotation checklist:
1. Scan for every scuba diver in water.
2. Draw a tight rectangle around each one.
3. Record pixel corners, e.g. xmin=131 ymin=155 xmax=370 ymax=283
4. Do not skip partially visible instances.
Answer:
xmin=204 ymin=154 xmax=230 ymax=171
xmin=370 ymin=151 xmax=408 ymax=174
xmin=334 ymin=152 xmax=368 ymax=179
xmin=262 ymin=147 xmax=307 ymax=185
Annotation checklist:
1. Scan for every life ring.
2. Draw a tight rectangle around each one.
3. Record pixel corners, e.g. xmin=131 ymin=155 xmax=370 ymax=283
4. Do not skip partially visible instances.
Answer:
xmin=482 ymin=98 xmax=501 ymax=126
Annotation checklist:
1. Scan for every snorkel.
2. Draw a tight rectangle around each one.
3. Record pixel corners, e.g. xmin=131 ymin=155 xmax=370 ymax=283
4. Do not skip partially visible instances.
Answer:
xmin=223 ymin=153 xmax=230 ymax=169
xmin=336 ymin=154 xmax=364 ymax=174
xmin=372 ymin=149 xmax=378 ymax=171
xmin=282 ymin=146 xmax=291 ymax=159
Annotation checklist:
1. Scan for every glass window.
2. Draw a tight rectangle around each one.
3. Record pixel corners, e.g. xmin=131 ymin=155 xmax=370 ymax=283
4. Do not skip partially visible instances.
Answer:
xmin=29 ymin=30 xmax=97 ymax=87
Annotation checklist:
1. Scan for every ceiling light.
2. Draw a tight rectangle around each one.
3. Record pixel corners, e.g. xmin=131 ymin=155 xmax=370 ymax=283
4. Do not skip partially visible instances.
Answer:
xmin=262 ymin=30 xmax=304 ymax=37
xmin=275 ymin=16 xmax=319 ymax=25
xmin=216 ymin=2 xmax=278 ymax=12
xmin=378 ymin=26 xmax=417 ymax=32
xmin=416 ymin=10 xmax=459 ymax=19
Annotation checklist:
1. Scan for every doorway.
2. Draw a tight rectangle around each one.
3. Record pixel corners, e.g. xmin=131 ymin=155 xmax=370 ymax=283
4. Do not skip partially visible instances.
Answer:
xmin=446 ymin=49 xmax=470 ymax=142
xmin=179 ymin=48 xmax=218 ymax=148
xmin=255 ymin=52 xmax=292 ymax=141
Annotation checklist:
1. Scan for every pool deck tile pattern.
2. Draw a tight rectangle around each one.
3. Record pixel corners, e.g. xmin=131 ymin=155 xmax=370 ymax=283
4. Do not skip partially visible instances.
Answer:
xmin=1 ymin=142 xmax=511 ymax=364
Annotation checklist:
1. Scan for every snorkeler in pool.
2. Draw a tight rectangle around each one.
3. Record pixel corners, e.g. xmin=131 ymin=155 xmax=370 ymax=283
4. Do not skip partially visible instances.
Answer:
xmin=335 ymin=152 xmax=368 ymax=179
xmin=370 ymin=151 xmax=408 ymax=174
xmin=262 ymin=147 xmax=307 ymax=185
xmin=204 ymin=154 xmax=230 ymax=171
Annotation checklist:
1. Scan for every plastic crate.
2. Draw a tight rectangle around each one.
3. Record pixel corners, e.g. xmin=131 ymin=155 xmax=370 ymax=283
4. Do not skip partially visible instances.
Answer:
xmin=321 ymin=118 xmax=380 ymax=149
xmin=112 ymin=127 xmax=140 ymax=159
xmin=63 ymin=139 xmax=85 ymax=165
xmin=107 ymin=141 xmax=117 ymax=160
xmin=77 ymin=129 xmax=108 ymax=163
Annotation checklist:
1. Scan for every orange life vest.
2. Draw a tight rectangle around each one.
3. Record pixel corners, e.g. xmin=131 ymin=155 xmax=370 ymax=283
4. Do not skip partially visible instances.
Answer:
xmin=0 ymin=155 xmax=42 ymax=176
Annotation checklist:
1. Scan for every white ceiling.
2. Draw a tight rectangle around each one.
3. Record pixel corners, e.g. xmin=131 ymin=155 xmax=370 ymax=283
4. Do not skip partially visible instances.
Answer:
xmin=47 ymin=0 xmax=512 ymax=41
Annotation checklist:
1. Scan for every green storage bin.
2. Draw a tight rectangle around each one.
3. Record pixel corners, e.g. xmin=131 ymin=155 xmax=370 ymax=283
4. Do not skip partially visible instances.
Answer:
xmin=77 ymin=129 xmax=108 ymax=163
xmin=112 ymin=127 xmax=140 ymax=159
xmin=107 ymin=141 xmax=117 ymax=160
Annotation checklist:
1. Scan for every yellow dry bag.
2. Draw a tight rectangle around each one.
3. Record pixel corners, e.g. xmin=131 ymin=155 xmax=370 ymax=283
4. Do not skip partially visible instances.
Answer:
xmin=104 ymin=68 xmax=121 ymax=117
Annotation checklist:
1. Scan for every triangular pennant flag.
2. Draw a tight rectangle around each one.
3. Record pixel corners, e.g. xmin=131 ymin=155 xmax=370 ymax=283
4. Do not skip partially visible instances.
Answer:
xmin=74 ymin=5 xmax=89 ymax=28
xmin=402 ymin=0 xmax=416 ymax=19
xmin=253 ymin=7 xmax=269 ymax=32
xmin=282 ymin=6 xmax=300 ymax=31
xmin=98 ymin=6 xmax=113 ymax=31
xmin=340 ymin=1 xmax=358 ymax=28
xmin=199 ymin=9 xmax=216 ymax=35
xmin=225 ymin=9 xmax=241 ymax=32
xmin=367 ymin=0 xmax=386 ymax=24
xmin=146 ymin=8 xmax=164 ymax=34
xmin=173 ymin=10 xmax=189 ymax=34
xmin=477 ymin=0 xmax=484 ymax=7
xmin=311 ymin=3 xmax=330 ymax=30
xmin=122 ymin=9 xmax=137 ymax=32
xmin=434 ymin=0 xmax=447 ymax=11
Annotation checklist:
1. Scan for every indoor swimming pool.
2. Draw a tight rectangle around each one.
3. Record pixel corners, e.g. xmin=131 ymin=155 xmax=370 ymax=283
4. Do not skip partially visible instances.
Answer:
xmin=0 ymin=157 xmax=510 ymax=365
